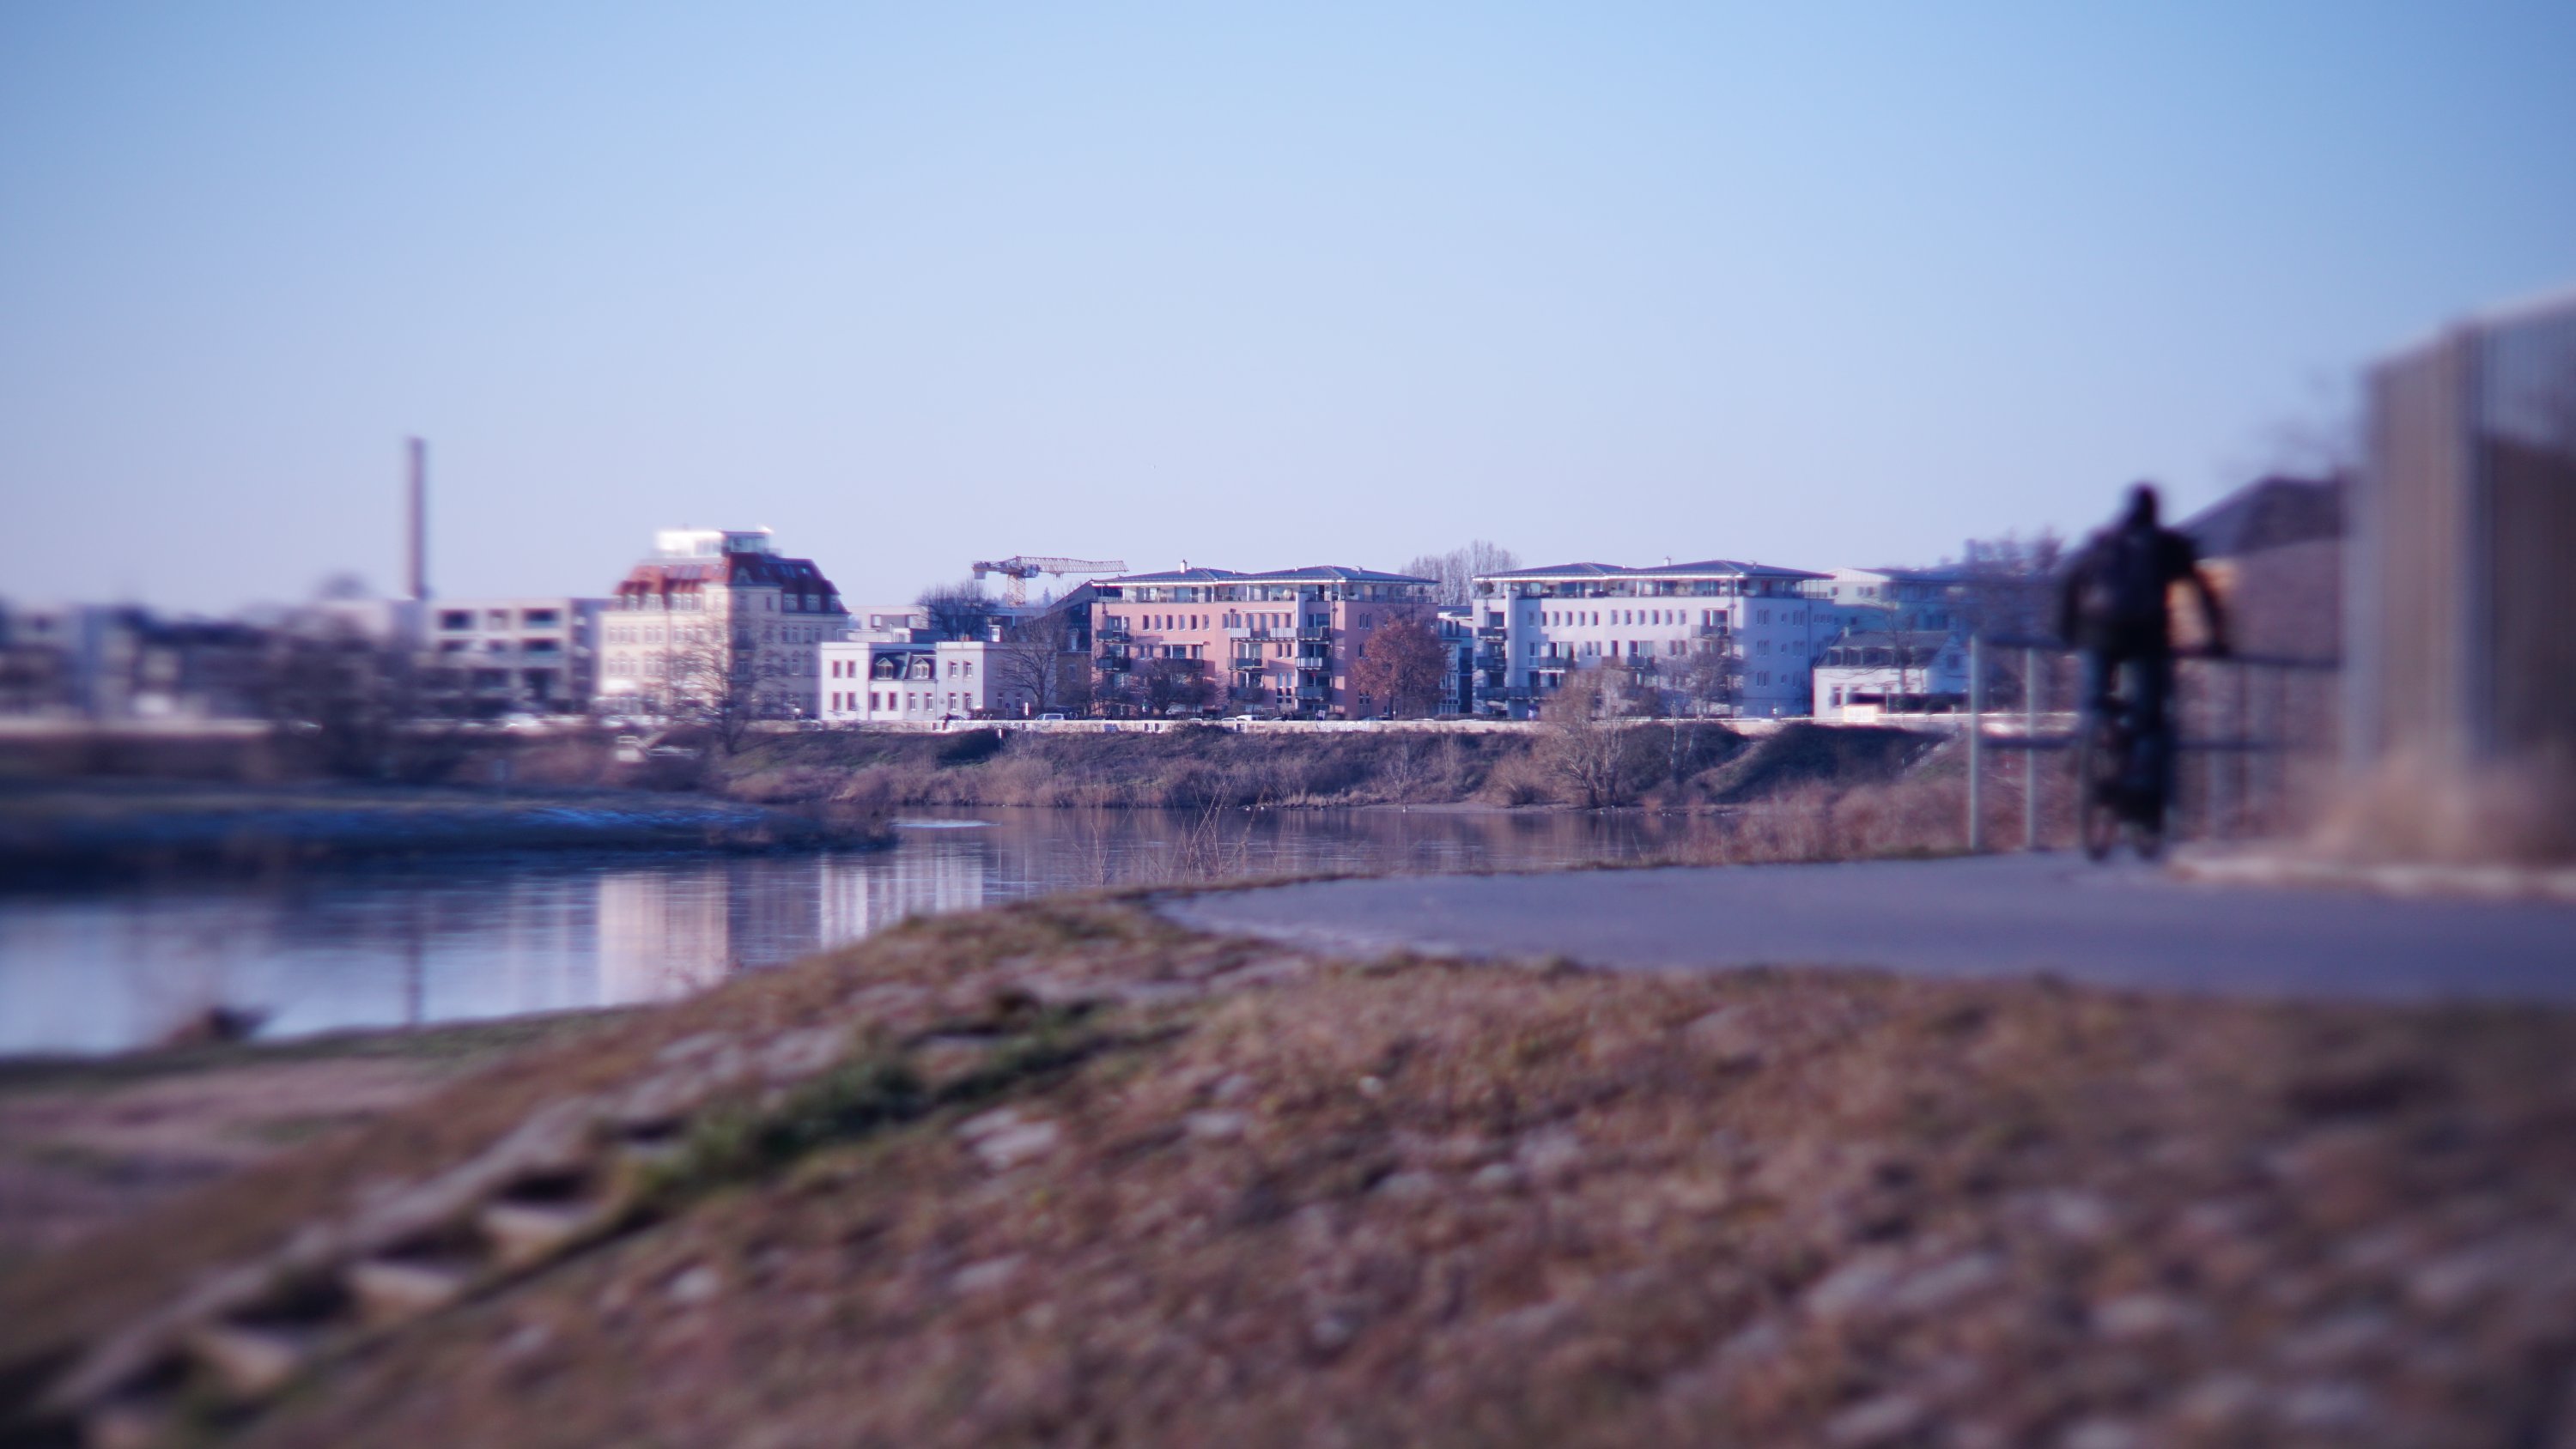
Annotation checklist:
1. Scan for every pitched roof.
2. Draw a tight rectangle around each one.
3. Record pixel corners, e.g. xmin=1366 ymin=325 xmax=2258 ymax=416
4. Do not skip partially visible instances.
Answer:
xmin=1102 ymin=564 xmax=1435 ymax=586
xmin=1476 ymin=559 xmax=1828 ymax=582
xmin=2180 ymin=476 xmax=2343 ymax=560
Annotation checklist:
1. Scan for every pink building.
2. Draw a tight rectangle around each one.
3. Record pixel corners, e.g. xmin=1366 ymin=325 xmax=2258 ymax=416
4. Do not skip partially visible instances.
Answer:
xmin=1092 ymin=566 xmax=1438 ymax=718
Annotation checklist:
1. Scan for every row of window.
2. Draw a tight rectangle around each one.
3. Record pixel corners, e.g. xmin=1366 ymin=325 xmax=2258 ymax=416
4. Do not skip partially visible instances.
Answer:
xmin=438 ymin=608 xmax=561 ymax=632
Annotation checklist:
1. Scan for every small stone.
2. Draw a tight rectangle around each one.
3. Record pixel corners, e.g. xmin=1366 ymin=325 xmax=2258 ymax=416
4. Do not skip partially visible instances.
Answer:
xmin=500 ymin=1322 xmax=554 ymax=1358
xmin=1824 ymin=1392 xmax=1925 ymax=1448
xmin=1357 ymin=1076 xmax=1386 ymax=1098
xmin=971 ymin=1119 xmax=1062 ymax=1171
xmin=957 ymin=1106 xmax=1024 ymax=1141
xmin=2093 ymin=1293 xmax=2197 ymax=1342
xmin=1515 ymin=1127 xmax=1584 ymax=1180
xmin=1374 ymin=1170 xmax=1437 ymax=1201
xmin=1309 ymin=1313 xmax=1357 ymax=1353
xmin=1892 ymin=1252 xmax=2002 ymax=1314
xmin=666 ymin=1265 xmax=720 ymax=1305
xmin=1468 ymin=1162 xmax=1525 ymax=1192
xmin=950 ymin=1256 xmax=1022 ymax=1294
xmin=1184 ymin=1111 xmax=1247 ymax=1140
xmin=1804 ymin=1252 xmax=1903 ymax=1324
xmin=1209 ymin=1073 xmax=1253 ymax=1103
xmin=2035 ymin=1190 xmax=2117 ymax=1242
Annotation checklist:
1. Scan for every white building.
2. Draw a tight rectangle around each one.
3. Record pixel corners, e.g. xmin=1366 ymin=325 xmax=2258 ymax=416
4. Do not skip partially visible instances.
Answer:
xmin=1811 ymin=629 xmax=1970 ymax=719
xmin=1818 ymin=566 xmax=1969 ymax=635
xmin=820 ymin=639 xmax=1032 ymax=723
xmin=597 ymin=529 xmax=848 ymax=719
xmin=1470 ymin=559 xmax=1833 ymax=718
xmin=421 ymin=597 xmax=605 ymax=716
xmin=843 ymin=603 xmax=931 ymax=644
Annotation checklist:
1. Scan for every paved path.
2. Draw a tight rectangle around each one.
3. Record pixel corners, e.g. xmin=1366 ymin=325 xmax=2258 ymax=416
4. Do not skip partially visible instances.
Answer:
xmin=1159 ymin=854 xmax=2576 ymax=1004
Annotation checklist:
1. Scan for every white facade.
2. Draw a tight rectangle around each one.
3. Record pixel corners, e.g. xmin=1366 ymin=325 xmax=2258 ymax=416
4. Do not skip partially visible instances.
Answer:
xmin=1820 ymin=567 xmax=1967 ymax=636
xmin=1470 ymin=560 xmax=1833 ymax=718
xmin=843 ymin=604 xmax=931 ymax=644
xmin=820 ymin=640 xmax=1030 ymax=723
xmin=1811 ymin=629 xmax=1970 ymax=720
xmin=597 ymin=528 xmax=848 ymax=719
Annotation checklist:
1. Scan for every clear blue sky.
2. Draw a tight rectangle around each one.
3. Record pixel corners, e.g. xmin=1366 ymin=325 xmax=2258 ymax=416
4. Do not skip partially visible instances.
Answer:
xmin=4 ymin=2 xmax=2571 ymax=612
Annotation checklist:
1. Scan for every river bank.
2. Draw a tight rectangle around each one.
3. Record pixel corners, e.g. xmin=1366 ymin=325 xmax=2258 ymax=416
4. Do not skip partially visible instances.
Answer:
xmin=0 ymin=779 xmax=891 ymax=885
xmin=8 ymin=895 xmax=2573 ymax=1446
xmin=712 ymin=718 xmax=1941 ymax=810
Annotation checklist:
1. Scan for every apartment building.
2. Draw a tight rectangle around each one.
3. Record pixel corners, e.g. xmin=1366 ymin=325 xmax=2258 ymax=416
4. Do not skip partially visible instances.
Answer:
xmin=1812 ymin=629 xmax=1970 ymax=719
xmin=1471 ymin=559 xmax=1832 ymax=718
xmin=819 ymin=639 xmax=1032 ymax=722
xmin=1091 ymin=565 xmax=1437 ymax=718
xmin=1819 ymin=566 xmax=1968 ymax=634
xmin=419 ymin=597 xmax=605 ymax=716
xmin=597 ymin=529 xmax=848 ymax=719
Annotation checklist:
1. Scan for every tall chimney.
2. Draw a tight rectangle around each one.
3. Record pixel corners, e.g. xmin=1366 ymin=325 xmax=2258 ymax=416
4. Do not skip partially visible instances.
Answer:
xmin=405 ymin=437 xmax=428 ymax=603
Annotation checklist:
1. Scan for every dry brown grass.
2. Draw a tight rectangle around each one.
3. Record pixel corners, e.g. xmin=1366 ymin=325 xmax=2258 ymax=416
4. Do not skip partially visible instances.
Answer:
xmin=15 ymin=901 xmax=2576 ymax=1447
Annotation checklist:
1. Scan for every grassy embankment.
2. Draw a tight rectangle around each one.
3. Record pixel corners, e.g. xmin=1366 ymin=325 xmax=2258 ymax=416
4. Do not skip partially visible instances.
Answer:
xmin=711 ymin=719 xmax=1941 ymax=811
xmin=8 ymin=896 xmax=2574 ymax=1447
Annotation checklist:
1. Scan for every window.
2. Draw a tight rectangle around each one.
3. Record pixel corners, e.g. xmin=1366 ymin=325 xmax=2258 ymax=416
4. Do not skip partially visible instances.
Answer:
xmin=439 ymin=610 xmax=471 ymax=631
xmin=522 ymin=609 xmax=558 ymax=627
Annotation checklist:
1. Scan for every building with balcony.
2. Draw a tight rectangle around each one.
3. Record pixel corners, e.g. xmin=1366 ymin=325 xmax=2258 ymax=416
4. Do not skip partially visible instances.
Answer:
xmin=419 ymin=597 xmax=605 ymax=716
xmin=1091 ymin=565 xmax=1437 ymax=718
xmin=1470 ymin=559 xmax=1832 ymax=718
xmin=597 ymin=529 xmax=848 ymax=719
xmin=1812 ymin=629 xmax=1970 ymax=719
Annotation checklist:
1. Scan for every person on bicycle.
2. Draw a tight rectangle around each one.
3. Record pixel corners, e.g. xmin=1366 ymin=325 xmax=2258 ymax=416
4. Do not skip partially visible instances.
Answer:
xmin=2057 ymin=483 xmax=2230 ymax=817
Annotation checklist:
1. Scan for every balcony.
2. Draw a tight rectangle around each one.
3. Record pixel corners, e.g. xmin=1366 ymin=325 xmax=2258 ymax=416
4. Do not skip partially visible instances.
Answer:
xmin=1295 ymin=626 xmax=1332 ymax=641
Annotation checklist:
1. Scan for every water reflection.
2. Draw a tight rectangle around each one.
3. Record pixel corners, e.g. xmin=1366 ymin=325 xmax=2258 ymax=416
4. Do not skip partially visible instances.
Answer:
xmin=0 ymin=807 xmax=1730 ymax=1054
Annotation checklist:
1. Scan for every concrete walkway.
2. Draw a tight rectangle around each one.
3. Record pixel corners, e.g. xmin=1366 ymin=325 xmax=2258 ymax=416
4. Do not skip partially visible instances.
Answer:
xmin=1158 ymin=853 xmax=2576 ymax=1004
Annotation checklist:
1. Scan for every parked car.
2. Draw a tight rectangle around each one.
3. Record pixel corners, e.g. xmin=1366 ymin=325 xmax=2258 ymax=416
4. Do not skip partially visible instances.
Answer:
xmin=1037 ymin=712 xmax=1067 ymax=722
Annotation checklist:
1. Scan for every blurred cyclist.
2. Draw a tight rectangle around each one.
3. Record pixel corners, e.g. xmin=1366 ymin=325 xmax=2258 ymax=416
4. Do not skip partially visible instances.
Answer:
xmin=2057 ymin=483 xmax=2230 ymax=815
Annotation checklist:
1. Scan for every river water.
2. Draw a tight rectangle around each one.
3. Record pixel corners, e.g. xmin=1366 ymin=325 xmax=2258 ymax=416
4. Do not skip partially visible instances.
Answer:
xmin=0 ymin=808 xmax=1733 ymax=1054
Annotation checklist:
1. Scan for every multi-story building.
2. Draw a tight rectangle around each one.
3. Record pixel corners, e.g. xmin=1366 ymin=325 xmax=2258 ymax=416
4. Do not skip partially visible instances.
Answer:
xmin=1437 ymin=607 xmax=1479 ymax=716
xmin=1091 ymin=565 xmax=1438 ymax=718
xmin=1471 ymin=560 xmax=1832 ymax=718
xmin=0 ymin=603 xmax=270 ymax=720
xmin=419 ymin=597 xmax=605 ymax=716
xmin=1812 ymin=629 xmax=1971 ymax=719
xmin=819 ymin=639 xmax=1035 ymax=722
xmin=842 ymin=604 xmax=931 ymax=644
xmin=1819 ymin=566 xmax=1969 ymax=635
xmin=597 ymin=529 xmax=848 ymax=719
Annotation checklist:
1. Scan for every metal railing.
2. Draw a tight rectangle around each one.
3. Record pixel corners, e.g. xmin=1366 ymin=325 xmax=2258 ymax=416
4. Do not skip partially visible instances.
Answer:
xmin=1959 ymin=634 xmax=2340 ymax=853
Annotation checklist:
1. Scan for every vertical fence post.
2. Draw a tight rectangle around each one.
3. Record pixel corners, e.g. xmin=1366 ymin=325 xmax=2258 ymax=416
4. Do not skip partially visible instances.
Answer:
xmin=1966 ymin=634 xmax=1985 ymax=853
xmin=2022 ymin=645 xmax=2041 ymax=851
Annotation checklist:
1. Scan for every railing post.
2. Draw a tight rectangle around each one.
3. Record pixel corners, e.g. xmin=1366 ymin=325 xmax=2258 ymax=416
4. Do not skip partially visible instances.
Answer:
xmin=2023 ymin=645 xmax=2040 ymax=851
xmin=1966 ymin=634 xmax=1985 ymax=853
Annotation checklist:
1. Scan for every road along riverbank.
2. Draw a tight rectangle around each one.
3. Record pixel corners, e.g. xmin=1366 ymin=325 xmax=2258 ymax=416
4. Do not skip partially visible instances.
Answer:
xmin=7 ymin=894 xmax=2573 ymax=1446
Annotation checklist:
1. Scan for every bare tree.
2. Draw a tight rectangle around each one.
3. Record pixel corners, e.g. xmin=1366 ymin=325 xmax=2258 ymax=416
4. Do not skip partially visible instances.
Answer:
xmin=669 ymin=630 xmax=793 ymax=754
xmin=916 ymin=580 xmax=997 ymax=642
xmin=1664 ymin=642 xmax=1741 ymax=718
xmin=1348 ymin=615 xmax=1451 ymax=718
xmin=1539 ymin=664 xmax=1650 ymax=807
xmin=1118 ymin=658 xmax=1216 ymax=720
xmin=1400 ymin=541 xmax=1521 ymax=608
xmin=987 ymin=607 xmax=1093 ymax=716
xmin=255 ymin=613 xmax=464 ymax=781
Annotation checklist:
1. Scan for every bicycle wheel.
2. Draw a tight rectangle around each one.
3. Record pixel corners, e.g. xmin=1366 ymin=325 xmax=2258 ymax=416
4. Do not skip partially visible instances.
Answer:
xmin=2076 ymin=711 xmax=2120 ymax=862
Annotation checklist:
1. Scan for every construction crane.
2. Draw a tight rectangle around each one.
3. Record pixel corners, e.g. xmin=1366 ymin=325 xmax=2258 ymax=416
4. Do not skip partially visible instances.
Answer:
xmin=970 ymin=555 xmax=1127 ymax=607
